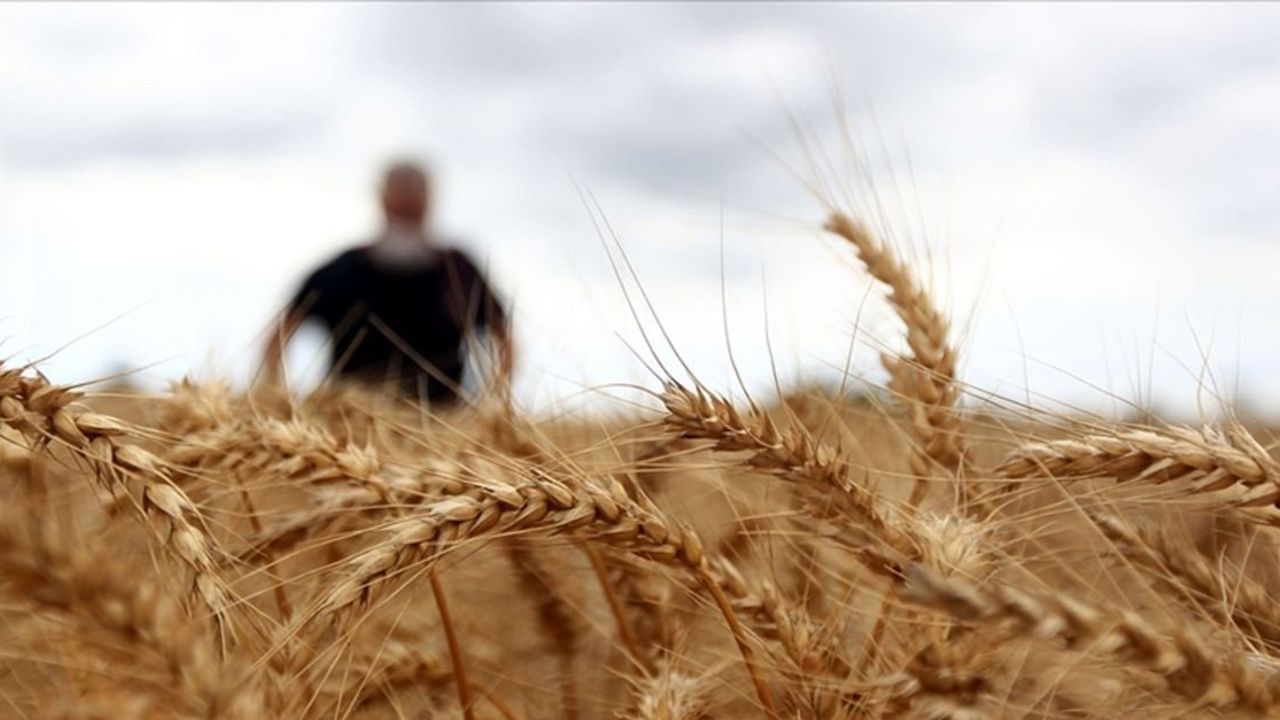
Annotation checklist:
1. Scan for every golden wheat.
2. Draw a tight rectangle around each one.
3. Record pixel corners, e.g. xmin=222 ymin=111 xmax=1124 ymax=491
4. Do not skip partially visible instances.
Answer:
xmin=0 ymin=206 xmax=1277 ymax=720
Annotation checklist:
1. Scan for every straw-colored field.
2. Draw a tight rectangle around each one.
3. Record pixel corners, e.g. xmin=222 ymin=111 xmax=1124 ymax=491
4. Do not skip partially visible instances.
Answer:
xmin=1 ymin=209 xmax=1276 ymax=719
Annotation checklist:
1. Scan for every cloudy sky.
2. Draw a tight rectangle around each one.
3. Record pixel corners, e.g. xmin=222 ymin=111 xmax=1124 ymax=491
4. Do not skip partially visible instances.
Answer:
xmin=2 ymin=3 xmax=1279 ymax=418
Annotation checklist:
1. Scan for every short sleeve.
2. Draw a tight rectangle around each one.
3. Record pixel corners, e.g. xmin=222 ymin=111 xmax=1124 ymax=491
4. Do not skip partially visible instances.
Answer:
xmin=286 ymin=258 xmax=344 ymax=329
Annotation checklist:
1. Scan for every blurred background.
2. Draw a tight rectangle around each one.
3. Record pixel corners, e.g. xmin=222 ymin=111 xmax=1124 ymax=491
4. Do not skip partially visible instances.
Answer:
xmin=2 ymin=3 xmax=1279 ymax=417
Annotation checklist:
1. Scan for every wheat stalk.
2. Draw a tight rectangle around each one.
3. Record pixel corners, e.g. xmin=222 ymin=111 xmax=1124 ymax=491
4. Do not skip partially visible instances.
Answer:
xmin=507 ymin=538 xmax=583 ymax=718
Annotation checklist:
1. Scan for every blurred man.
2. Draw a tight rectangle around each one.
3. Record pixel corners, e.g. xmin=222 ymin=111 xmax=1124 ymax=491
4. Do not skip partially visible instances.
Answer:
xmin=263 ymin=161 xmax=512 ymax=405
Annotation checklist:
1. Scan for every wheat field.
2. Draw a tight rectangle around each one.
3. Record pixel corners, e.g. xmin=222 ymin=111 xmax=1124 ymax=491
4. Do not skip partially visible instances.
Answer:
xmin=1 ymin=208 xmax=1277 ymax=719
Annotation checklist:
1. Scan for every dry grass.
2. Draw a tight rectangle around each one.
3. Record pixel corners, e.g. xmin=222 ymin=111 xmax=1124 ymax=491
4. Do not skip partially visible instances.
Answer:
xmin=1 ymin=209 xmax=1278 ymax=719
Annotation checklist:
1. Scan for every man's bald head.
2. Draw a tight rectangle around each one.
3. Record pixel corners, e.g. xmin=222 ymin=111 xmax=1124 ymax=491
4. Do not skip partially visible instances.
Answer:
xmin=380 ymin=160 xmax=431 ymax=226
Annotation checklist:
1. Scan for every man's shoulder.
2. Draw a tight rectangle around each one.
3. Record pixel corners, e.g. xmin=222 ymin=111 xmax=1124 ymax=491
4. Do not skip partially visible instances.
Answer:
xmin=308 ymin=246 xmax=369 ymax=279
xmin=289 ymin=246 xmax=370 ymax=314
xmin=437 ymin=245 xmax=486 ymax=274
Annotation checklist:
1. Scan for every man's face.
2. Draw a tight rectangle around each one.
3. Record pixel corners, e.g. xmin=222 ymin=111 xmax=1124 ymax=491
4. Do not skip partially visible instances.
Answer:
xmin=382 ymin=174 xmax=430 ymax=225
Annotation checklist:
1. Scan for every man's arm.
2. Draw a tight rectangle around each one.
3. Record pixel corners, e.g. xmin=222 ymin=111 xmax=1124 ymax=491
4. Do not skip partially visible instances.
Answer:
xmin=481 ymin=277 xmax=514 ymax=396
xmin=263 ymin=261 xmax=332 ymax=388
xmin=490 ymin=317 xmax=515 ymax=394
xmin=450 ymin=249 xmax=514 ymax=397
xmin=260 ymin=308 xmax=305 ymax=387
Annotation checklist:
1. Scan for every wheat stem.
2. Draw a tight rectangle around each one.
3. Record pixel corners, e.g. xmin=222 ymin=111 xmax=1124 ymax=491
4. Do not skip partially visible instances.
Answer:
xmin=429 ymin=567 xmax=476 ymax=720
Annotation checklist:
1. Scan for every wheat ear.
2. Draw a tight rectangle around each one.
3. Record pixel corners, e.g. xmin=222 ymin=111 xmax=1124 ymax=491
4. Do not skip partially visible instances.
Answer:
xmin=661 ymin=381 xmax=916 ymax=566
xmin=623 ymin=665 xmax=711 ymax=720
xmin=1095 ymin=512 xmax=1280 ymax=651
xmin=710 ymin=555 xmax=850 ymax=678
xmin=0 ymin=513 xmax=260 ymax=718
xmin=0 ymin=365 xmax=228 ymax=618
xmin=306 ymin=467 xmax=779 ymax=718
xmin=903 ymin=564 xmax=1278 ymax=712
xmin=236 ymin=462 xmax=461 ymax=564
xmin=165 ymin=416 xmax=381 ymax=487
xmin=998 ymin=424 xmax=1280 ymax=522
xmin=886 ymin=634 xmax=992 ymax=720
xmin=823 ymin=212 xmax=966 ymax=507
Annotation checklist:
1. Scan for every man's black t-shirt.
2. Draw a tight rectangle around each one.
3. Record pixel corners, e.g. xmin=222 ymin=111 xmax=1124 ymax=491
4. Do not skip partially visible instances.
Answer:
xmin=288 ymin=247 xmax=504 ymax=402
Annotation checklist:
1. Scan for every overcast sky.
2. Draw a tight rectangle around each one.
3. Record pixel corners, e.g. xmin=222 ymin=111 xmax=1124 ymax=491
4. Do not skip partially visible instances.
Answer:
xmin=2 ymin=3 xmax=1279 ymax=418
